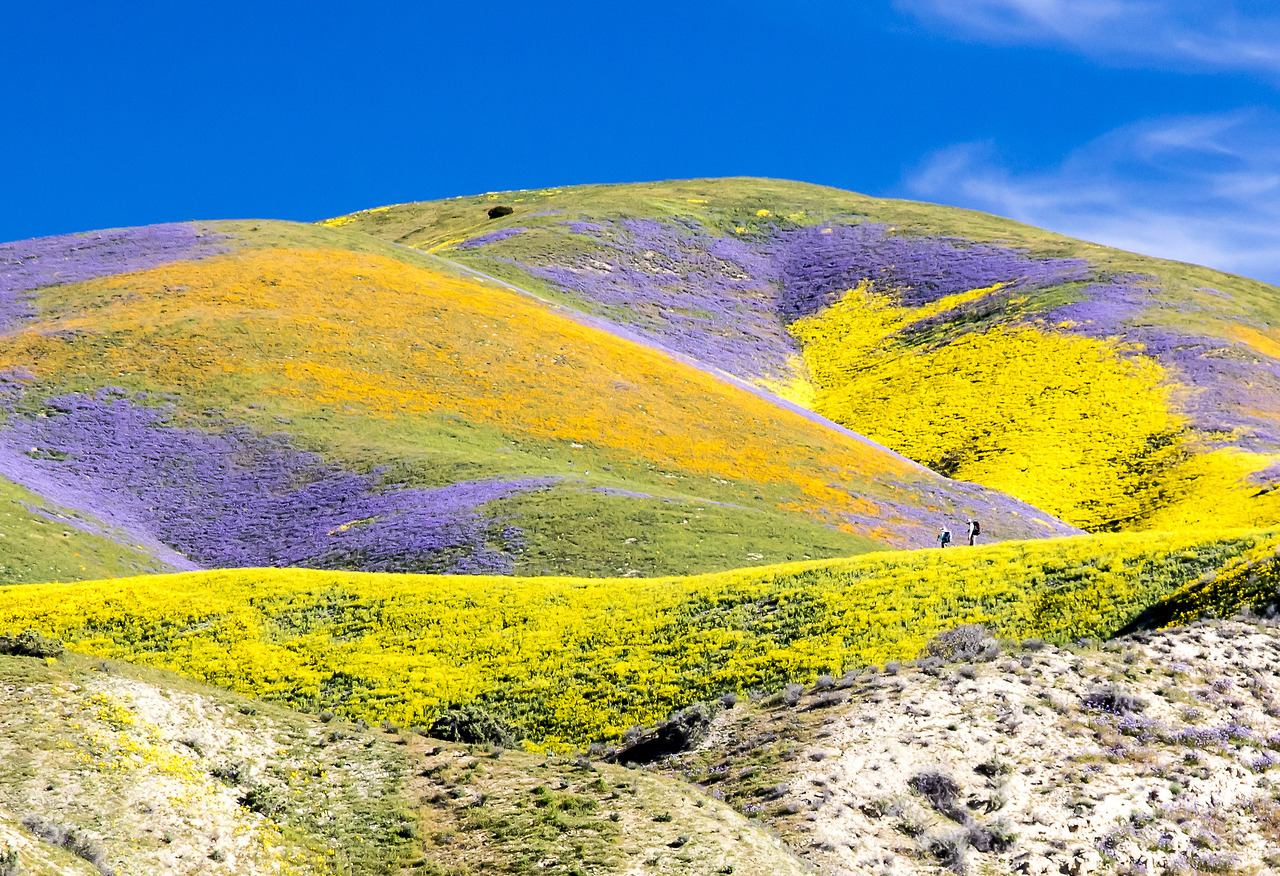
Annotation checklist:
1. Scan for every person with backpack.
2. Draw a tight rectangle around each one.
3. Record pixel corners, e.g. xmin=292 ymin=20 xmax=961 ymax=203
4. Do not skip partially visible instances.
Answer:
xmin=938 ymin=526 xmax=952 ymax=548
xmin=968 ymin=518 xmax=981 ymax=546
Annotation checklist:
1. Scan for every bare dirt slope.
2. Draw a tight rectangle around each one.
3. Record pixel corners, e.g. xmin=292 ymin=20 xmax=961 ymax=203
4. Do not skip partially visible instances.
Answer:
xmin=0 ymin=651 xmax=418 ymax=875
xmin=662 ymin=618 xmax=1280 ymax=875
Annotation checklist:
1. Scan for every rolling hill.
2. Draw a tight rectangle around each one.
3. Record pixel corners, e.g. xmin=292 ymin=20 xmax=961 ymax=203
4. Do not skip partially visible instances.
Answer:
xmin=2 ymin=576 xmax=1279 ymax=876
xmin=2 ymin=528 xmax=1273 ymax=744
xmin=331 ymin=178 xmax=1280 ymax=533
xmin=4 ymin=176 xmax=1280 ymax=875
xmin=0 ymin=210 xmax=1077 ymax=585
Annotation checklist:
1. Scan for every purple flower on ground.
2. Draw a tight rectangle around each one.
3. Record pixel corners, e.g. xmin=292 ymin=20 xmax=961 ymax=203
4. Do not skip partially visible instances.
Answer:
xmin=758 ymin=222 xmax=1089 ymax=319
xmin=517 ymin=218 xmax=805 ymax=383
xmin=456 ymin=228 xmax=526 ymax=249
xmin=0 ymin=223 xmax=232 ymax=333
xmin=0 ymin=390 xmax=554 ymax=574
xmin=1051 ymin=278 xmax=1280 ymax=450
xmin=489 ymin=217 xmax=1090 ymax=385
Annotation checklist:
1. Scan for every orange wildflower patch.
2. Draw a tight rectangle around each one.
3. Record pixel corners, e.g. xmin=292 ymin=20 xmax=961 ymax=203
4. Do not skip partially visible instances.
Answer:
xmin=4 ymin=247 xmax=916 ymax=530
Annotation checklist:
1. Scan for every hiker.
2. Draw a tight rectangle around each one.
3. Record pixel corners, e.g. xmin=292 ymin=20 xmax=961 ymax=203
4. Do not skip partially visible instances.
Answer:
xmin=938 ymin=526 xmax=952 ymax=549
xmin=967 ymin=518 xmax=981 ymax=546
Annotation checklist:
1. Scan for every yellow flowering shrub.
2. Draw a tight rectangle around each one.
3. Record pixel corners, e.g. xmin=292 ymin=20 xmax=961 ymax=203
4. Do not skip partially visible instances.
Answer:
xmin=1139 ymin=447 xmax=1280 ymax=532
xmin=1139 ymin=531 xmax=1280 ymax=626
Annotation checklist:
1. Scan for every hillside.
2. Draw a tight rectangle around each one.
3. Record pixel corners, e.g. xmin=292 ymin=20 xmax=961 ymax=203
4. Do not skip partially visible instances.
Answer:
xmin=0 ymin=644 xmax=804 ymax=876
xmin=3 ymin=604 xmax=1279 ymax=875
xmin=330 ymin=178 xmax=1280 ymax=532
xmin=4 ymin=176 xmax=1280 ymax=874
xmin=2 ymin=528 xmax=1274 ymax=745
xmin=0 ymin=644 xmax=421 ymax=875
xmin=663 ymin=616 xmax=1280 ymax=876
xmin=0 ymin=215 xmax=1075 ymax=585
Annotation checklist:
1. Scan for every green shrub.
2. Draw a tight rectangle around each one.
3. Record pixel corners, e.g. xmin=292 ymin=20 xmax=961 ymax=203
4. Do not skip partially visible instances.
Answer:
xmin=0 ymin=629 xmax=64 ymax=658
xmin=429 ymin=705 xmax=517 ymax=747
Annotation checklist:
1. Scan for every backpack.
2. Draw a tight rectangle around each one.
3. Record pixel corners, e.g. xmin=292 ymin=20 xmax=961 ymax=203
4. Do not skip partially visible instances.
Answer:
xmin=940 ymin=529 xmax=951 ymax=544
xmin=972 ymin=520 xmax=981 ymax=535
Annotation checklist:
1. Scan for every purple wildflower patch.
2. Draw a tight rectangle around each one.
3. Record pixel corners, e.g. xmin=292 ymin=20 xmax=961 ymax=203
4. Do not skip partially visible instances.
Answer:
xmin=1050 ymin=277 xmax=1280 ymax=450
xmin=489 ymin=217 xmax=1091 ymax=384
xmin=0 ymin=223 xmax=231 ymax=332
xmin=836 ymin=477 xmax=1079 ymax=548
xmin=518 ymin=218 xmax=802 ymax=383
xmin=456 ymin=227 xmax=526 ymax=249
xmin=759 ymin=222 xmax=1089 ymax=319
xmin=0 ymin=390 xmax=554 ymax=574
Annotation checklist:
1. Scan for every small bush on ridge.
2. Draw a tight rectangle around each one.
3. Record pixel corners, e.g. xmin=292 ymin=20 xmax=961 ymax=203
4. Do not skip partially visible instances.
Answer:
xmin=20 ymin=815 xmax=112 ymax=875
xmin=922 ymin=624 xmax=998 ymax=663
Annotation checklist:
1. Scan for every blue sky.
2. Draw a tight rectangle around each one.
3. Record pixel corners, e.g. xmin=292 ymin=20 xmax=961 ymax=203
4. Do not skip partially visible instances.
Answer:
xmin=3 ymin=0 xmax=1279 ymax=283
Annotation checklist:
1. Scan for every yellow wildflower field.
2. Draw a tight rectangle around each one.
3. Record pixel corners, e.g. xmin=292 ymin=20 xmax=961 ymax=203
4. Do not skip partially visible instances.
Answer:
xmin=1 ymin=528 xmax=1270 ymax=745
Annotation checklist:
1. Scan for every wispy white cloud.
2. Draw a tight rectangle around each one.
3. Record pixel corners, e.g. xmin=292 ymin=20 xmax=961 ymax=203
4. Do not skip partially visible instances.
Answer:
xmin=895 ymin=0 xmax=1280 ymax=74
xmin=903 ymin=109 xmax=1280 ymax=284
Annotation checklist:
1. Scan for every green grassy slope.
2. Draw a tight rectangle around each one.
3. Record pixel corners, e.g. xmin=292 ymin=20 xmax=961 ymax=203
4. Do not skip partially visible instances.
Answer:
xmin=0 ymin=476 xmax=172 ymax=584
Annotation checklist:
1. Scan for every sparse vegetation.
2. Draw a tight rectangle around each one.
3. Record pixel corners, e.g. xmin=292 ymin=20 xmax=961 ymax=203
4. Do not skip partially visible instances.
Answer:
xmin=908 ymin=771 xmax=966 ymax=823
xmin=0 ymin=846 xmax=19 ymax=876
xmin=1083 ymin=685 xmax=1147 ymax=714
xmin=20 ymin=815 xmax=112 ymax=875
xmin=429 ymin=705 xmax=518 ymax=747
xmin=921 ymin=624 xmax=998 ymax=663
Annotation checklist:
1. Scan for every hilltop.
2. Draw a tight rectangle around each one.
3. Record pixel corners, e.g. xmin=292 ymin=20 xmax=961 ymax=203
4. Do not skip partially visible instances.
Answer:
xmin=331 ymin=177 xmax=1280 ymax=533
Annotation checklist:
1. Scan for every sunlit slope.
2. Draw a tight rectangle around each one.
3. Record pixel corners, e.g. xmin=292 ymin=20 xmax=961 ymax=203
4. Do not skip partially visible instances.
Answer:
xmin=0 ymin=650 xmax=423 ymax=876
xmin=3 ymin=529 xmax=1273 ymax=746
xmin=332 ymin=178 xmax=1280 ymax=532
xmin=0 ymin=223 xmax=1070 ymax=582
xmin=0 ymin=649 xmax=809 ymax=876
xmin=0 ymin=476 xmax=171 ymax=584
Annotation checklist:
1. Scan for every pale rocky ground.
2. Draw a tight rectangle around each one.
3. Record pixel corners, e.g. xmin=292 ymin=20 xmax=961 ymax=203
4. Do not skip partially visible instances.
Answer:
xmin=0 ymin=654 xmax=411 ymax=876
xmin=673 ymin=619 xmax=1280 ymax=876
